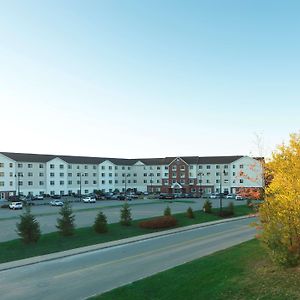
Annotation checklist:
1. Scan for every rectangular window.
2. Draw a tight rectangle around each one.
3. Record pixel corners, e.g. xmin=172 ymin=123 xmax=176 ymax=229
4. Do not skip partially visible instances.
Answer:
xmin=216 ymin=172 xmax=220 ymax=176
xmin=50 ymin=181 xmax=55 ymax=185
xmin=172 ymin=166 xmax=177 ymax=171
xmin=115 ymin=180 xmax=118 ymax=184
xmin=28 ymin=164 xmax=33 ymax=168
xmin=190 ymin=165 xmax=194 ymax=169
xmin=206 ymin=165 xmax=211 ymax=169
xmin=84 ymin=165 xmax=88 ymax=169
xmin=18 ymin=163 xmax=23 ymax=168
xmin=133 ymin=180 xmax=137 ymax=183
xmin=68 ymin=180 xmax=72 ymax=185
xmin=240 ymin=179 xmax=244 ymax=183
xmin=50 ymin=172 xmax=54 ymax=177
xmin=9 ymin=181 xmax=12 ymax=186
xmin=0 ymin=172 xmax=4 ymax=177
xmin=216 ymin=165 xmax=220 ymax=169
xmin=206 ymin=179 xmax=210 ymax=183
xmin=60 ymin=173 xmax=64 ymax=177
xmin=144 ymin=180 xmax=147 ymax=183
xmin=93 ymin=173 xmax=96 ymax=177
xmin=165 ymin=166 xmax=168 ymax=170
xmin=157 ymin=166 xmax=160 ymax=170
xmin=50 ymin=164 xmax=54 ymax=169
xmin=216 ymin=179 xmax=219 ymax=183
xmin=68 ymin=165 xmax=72 ymax=169
xmin=39 ymin=172 xmax=44 ymax=177
xmin=233 ymin=172 xmax=235 ymax=176
xmin=115 ymin=166 xmax=118 ymax=170
xmin=199 ymin=165 xmax=203 ymax=169
xmin=224 ymin=179 xmax=229 ymax=183
xmin=84 ymin=173 xmax=88 ymax=176
xmin=157 ymin=173 xmax=160 ymax=176
xmin=39 ymin=181 xmax=44 ymax=186
xmin=108 ymin=166 xmax=112 ymax=170
xmin=68 ymin=173 xmax=72 ymax=177
xmin=0 ymin=181 xmax=4 ymax=186
xmin=60 ymin=181 xmax=64 ymax=185
xmin=224 ymin=165 xmax=228 ymax=169
xmin=39 ymin=164 xmax=44 ymax=168
xmin=109 ymin=173 xmax=112 ymax=177
xmin=28 ymin=172 xmax=33 ymax=177
xmin=240 ymin=165 xmax=244 ymax=169
xmin=109 ymin=180 xmax=112 ymax=184
xmin=93 ymin=180 xmax=97 ymax=184
xmin=84 ymin=180 xmax=88 ymax=184
xmin=133 ymin=173 xmax=137 ymax=177
xmin=144 ymin=173 xmax=147 ymax=177
xmin=9 ymin=172 xmax=13 ymax=177
xmin=102 ymin=173 xmax=105 ymax=177
xmin=60 ymin=165 xmax=64 ymax=169
xmin=9 ymin=163 xmax=13 ymax=168
xmin=101 ymin=166 xmax=105 ymax=170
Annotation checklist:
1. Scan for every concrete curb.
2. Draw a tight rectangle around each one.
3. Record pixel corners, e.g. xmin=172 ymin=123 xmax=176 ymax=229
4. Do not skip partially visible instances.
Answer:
xmin=0 ymin=214 xmax=257 ymax=272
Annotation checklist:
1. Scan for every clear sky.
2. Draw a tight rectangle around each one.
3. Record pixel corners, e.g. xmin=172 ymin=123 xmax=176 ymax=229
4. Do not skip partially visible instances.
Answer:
xmin=0 ymin=0 xmax=299 ymax=159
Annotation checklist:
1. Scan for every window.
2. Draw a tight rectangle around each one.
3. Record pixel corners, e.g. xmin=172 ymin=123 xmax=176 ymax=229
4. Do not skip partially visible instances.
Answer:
xmin=199 ymin=165 xmax=203 ymax=169
xmin=190 ymin=165 xmax=194 ymax=169
xmin=39 ymin=181 xmax=44 ymax=186
xmin=101 ymin=180 xmax=105 ymax=184
xmin=93 ymin=173 xmax=96 ymax=177
xmin=206 ymin=172 xmax=210 ymax=176
xmin=109 ymin=180 xmax=112 ymax=184
xmin=122 ymin=180 xmax=125 ymax=183
xmin=115 ymin=173 xmax=118 ymax=177
xmin=60 ymin=173 xmax=64 ymax=177
xmin=109 ymin=166 xmax=112 ymax=170
xmin=50 ymin=172 xmax=54 ymax=177
xmin=84 ymin=173 xmax=88 ymax=176
xmin=109 ymin=173 xmax=112 ymax=177
xmin=101 ymin=173 xmax=105 ymax=177
xmin=50 ymin=181 xmax=55 ymax=186
xmin=172 ymin=166 xmax=177 ymax=171
xmin=50 ymin=164 xmax=54 ymax=169
xmin=133 ymin=173 xmax=137 ymax=177
xmin=206 ymin=165 xmax=211 ymax=169
xmin=164 ymin=173 xmax=168 ymax=176
xmin=19 ymin=181 xmax=23 ymax=186
xmin=60 ymin=165 xmax=64 ymax=169
xmin=128 ymin=167 xmax=131 ymax=170
xmin=9 ymin=181 xmax=12 ymax=186
xmin=216 ymin=179 xmax=219 ymax=183
xmin=28 ymin=172 xmax=33 ymax=177
xmin=206 ymin=179 xmax=210 ymax=183
xmin=84 ymin=165 xmax=88 ymax=169
xmin=133 ymin=180 xmax=137 ymax=183
xmin=68 ymin=180 xmax=72 ymax=185
xmin=240 ymin=179 xmax=244 ymax=183
xmin=84 ymin=180 xmax=88 ymax=184
xmin=165 ymin=166 xmax=168 ymax=170
xmin=17 ymin=163 xmax=23 ymax=168
xmin=101 ymin=166 xmax=105 ymax=170
xmin=157 ymin=173 xmax=160 ymax=176
xmin=0 ymin=172 xmax=4 ymax=177
xmin=93 ymin=165 xmax=97 ymax=170
xmin=28 ymin=164 xmax=33 ymax=168
xmin=240 ymin=164 xmax=244 ymax=169
xmin=77 ymin=165 xmax=80 ymax=169
xmin=216 ymin=172 xmax=219 ymax=176
xmin=180 ymin=166 xmax=185 ymax=171
xmin=77 ymin=180 xmax=80 ymax=184
xmin=157 ymin=166 xmax=160 ymax=170
xmin=157 ymin=180 xmax=160 ymax=183
xmin=93 ymin=180 xmax=97 ymax=184
xmin=0 ymin=182 xmax=4 ymax=186
xmin=68 ymin=165 xmax=72 ymax=169
xmin=60 ymin=181 xmax=64 ymax=185
xmin=122 ymin=166 xmax=125 ymax=170
xmin=144 ymin=173 xmax=147 ymax=177
xmin=115 ymin=166 xmax=118 ymax=170
xmin=172 ymin=172 xmax=176 ymax=178
xmin=9 ymin=172 xmax=13 ymax=177
xmin=216 ymin=165 xmax=220 ymax=169
xmin=233 ymin=165 xmax=235 ymax=169
xmin=9 ymin=163 xmax=13 ymax=168
xmin=84 ymin=190 xmax=89 ymax=194
xmin=115 ymin=180 xmax=118 ymax=184
xmin=39 ymin=173 xmax=44 ymax=177
xmin=224 ymin=179 xmax=229 ymax=183
xmin=224 ymin=165 xmax=228 ymax=169
xmin=68 ymin=173 xmax=72 ymax=177
xmin=144 ymin=180 xmax=147 ymax=183
xmin=233 ymin=172 xmax=235 ymax=176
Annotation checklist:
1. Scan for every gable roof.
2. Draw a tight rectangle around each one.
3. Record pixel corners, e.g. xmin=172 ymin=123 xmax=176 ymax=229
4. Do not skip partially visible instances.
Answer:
xmin=0 ymin=152 xmax=245 ymax=166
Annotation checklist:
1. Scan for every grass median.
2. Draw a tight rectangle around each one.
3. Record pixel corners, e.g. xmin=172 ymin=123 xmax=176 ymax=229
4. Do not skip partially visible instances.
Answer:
xmin=91 ymin=239 xmax=300 ymax=300
xmin=0 ymin=205 xmax=254 ymax=264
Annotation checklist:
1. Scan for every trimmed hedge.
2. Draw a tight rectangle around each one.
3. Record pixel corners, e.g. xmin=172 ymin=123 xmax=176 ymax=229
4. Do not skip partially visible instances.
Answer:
xmin=139 ymin=216 xmax=177 ymax=229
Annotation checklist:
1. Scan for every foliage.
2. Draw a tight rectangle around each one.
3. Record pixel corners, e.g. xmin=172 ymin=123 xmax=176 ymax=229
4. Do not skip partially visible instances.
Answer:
xmin=203 ymin=200 xmax=212 ymax=213
xmin=228 ymin=202 xmax=234 ymax=215
xmin=120 ymin=203 xmax=132 ymax=226
xmin=56 ymin=202 xmax=75 ymax=236
xmin=186 ymin=207 xmax=194 ymax=218
xmin=139 ymin=216 xmax=177 ymax=229
xmin=164 ymin=206 xmax=171 ymax=216
xmin=259 ymin=133 xmax=300 ymax=266
xmin=237 ymin=187 xmax=262 ymax=200
xmin=16 ymin=207 xmax=41 ymax=244
xmin=93 ymin=211 xmax=108 ymax=233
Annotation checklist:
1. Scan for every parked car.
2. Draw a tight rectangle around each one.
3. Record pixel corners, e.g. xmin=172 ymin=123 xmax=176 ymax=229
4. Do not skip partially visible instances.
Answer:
xmin=51 ymin=194 xmax=62 ymax=199
xmin=9 ymin=202 xmax=23 ymax=210
xmin=209 ymin=194 xmax=217 ymax=199
xmin=82 ymin=196 xmax=96 ymax=203
xmin=226 ymin=194 xmax=235 ymax=199
xmin=125 ymin=196 xmax=132 ymax=201
xmin=235 ymin=195 xmax=244 ymax=200
xmin=50 ymin=200 xmax=64 ymax=206
xmin=117 ymin=195 xmax=126 ymax=201
xmin=35 ymin=195 xmax=44 ymax=200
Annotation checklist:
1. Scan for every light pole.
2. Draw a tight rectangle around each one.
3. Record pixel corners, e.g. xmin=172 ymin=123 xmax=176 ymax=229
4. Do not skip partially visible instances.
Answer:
xmin=124 ymin=174 xmax=129 ymax=197
xmin=150 ymin=173 xmax=153 ymax=194
xmin=198 ymin=172 xmax=203 ymax=197
xmin=219 ymin=169 xmax=226 ymax=213
xmin=78 ymin=173 xmax=84 ymax=201
xmin=15 ymin=173 xmax=23 ymax=198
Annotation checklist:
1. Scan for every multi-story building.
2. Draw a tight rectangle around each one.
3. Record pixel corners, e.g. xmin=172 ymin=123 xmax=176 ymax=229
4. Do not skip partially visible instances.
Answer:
xmin=0 ymin=152 xmax=263 ymax=199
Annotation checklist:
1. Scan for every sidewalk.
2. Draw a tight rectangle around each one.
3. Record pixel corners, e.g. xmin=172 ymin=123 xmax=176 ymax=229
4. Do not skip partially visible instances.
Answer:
xmin=0 ymin=214 xmax=256 ymax=272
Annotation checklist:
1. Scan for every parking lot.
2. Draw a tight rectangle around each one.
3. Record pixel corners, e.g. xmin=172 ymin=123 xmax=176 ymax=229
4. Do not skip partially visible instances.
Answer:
xmin=0 ymin=197 xmax=248 ymax=242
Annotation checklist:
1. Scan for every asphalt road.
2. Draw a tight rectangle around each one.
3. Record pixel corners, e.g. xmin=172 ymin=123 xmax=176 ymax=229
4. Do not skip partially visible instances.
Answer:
xmin=0 ymin=198 xmax=247 ymax=242
xmin=0 ymin=217 xmax=256 ymax=300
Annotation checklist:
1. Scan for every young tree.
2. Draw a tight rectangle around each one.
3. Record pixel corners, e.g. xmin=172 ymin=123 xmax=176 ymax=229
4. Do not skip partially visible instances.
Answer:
xmin=164 ymin=206 xmax=171 ymax=216
xmin=203 ymin=200 xmax=212 ymax=213
xmin=120 ymin=202 xmax=132 ymax=226
xmin=259 ymin=133 xmax=300 ymax=266
xmin=94 ymin=211 xmax=108 ymax=233
xmin=16 ymin=207 xmax=41 ymax=244
xmin=56 ymin=202 xmax=75 ymax=236
xmin=186 ymin=207 xmax=194 ymax=218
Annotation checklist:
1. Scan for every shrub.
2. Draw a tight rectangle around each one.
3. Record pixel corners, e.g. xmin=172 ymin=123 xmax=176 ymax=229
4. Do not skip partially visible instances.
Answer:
xmin=186 ymin=207 xmax=194 ymax=218
xmin=228 ymin=202 xmax=234 ymax=215
xmin=56 ymin=202 xmax=75 ymax=236
xmin=203 ymin=200 xmax=212 ymax=213
xmin=93 ymin=211 xmax=108 ymax=233
xmin=120 ymin=203 xmax=132 ymax=226
xmin=16 ymin=207 xmax=41 ymax=244
xmin=164 ymin=206 xmax=171 ymax=216
xmin=139 ymin=216 xmax=177 ymax=229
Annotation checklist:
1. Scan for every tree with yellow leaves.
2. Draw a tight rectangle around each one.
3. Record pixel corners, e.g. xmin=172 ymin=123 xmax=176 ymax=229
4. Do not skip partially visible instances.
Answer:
xmin=259 ymin=133 xmax=300 ymax=266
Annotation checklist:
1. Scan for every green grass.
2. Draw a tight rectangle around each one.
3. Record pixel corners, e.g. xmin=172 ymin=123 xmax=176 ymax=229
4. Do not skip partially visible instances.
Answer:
xmin=91 ymin=239 xmax=300 ymax=300
xmin=0 ymin=205 xmax=254 ymax=264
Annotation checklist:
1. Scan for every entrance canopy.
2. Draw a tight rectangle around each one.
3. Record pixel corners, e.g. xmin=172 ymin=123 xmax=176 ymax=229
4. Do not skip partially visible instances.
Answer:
xmin=171 ymin=182 xmax=182 ymax=189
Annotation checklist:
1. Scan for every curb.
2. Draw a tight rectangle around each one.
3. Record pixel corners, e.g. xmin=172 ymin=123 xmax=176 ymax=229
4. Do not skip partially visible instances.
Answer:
xmin=0 ymin=214 xmax=257 ymax=272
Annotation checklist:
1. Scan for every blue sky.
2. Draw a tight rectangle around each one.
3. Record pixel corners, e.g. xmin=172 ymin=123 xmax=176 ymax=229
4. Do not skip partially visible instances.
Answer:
xmin=0 ymin=0 xmax=299 ymax=158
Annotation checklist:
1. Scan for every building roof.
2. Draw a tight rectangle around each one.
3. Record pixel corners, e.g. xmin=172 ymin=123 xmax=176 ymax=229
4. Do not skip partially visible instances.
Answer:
xmin=0 ymin=152 xmax=246 ymax=166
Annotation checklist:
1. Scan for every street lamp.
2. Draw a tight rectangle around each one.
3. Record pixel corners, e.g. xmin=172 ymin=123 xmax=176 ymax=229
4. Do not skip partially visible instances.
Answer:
xmin=150 ymin=173 xmax=153 ymax=194
xmin=198 ymin=172 xmax=203 ymax=197
xmin=124 ymin=174 xmax=129 ymax=197
xmin=219 ymin=169 xmax=226 ymax=213
xmin=14 ymin=173 xmax=23 ymax=198
xmin=78 ymin=173 xmax=84 ymax=201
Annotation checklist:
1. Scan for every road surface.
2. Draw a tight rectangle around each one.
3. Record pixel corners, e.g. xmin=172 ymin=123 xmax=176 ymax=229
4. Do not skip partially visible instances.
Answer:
xmin=0 ymin=217 xmax=256 ymax=300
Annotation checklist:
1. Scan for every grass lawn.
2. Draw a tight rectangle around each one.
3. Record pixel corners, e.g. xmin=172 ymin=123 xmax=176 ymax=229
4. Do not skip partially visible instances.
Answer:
xmin=0 ymin=204 xmax=254 ymax=264
xmin=91 ymin=239 xmax=300 ymax=300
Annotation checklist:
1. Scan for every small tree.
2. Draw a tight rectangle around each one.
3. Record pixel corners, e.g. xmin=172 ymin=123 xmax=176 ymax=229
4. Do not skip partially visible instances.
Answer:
xmin=120 ymin=202 xmax=132 ymax=226
xmin=56 ymin=202 xmax=75 ymax=236
xmin=186 ymin=207 xmax=194 ymax=218
xmin=94 ymin=211 xmax=108 ymax=233
xmin=16 ymin=207 xmax=41 ymax=244
xmin=203 ymin=200 xmax=212 ymax=213
xmin=164 ymin=206 xmax=171 ymax=216
xmin=228 ymin=202 xmax=234 ymax=215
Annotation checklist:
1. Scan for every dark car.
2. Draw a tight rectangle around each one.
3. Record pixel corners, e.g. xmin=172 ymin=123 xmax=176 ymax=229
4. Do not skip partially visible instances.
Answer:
xmin=51 ymin=194 xmax=62 ymax=199
xmin=117 ymin=195 xmax=126 ymax=201
xmin=165 ymin=194 xmax=175 ymax=199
